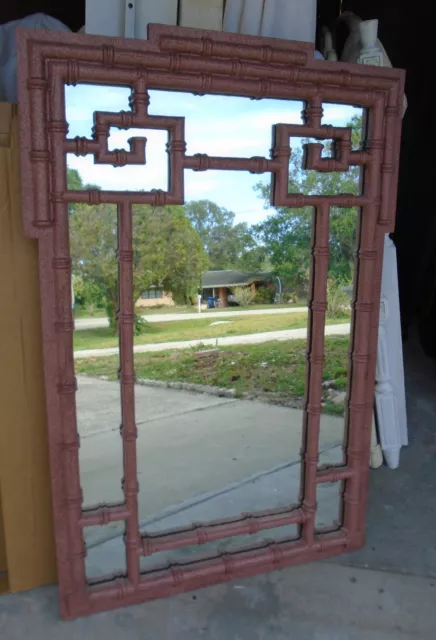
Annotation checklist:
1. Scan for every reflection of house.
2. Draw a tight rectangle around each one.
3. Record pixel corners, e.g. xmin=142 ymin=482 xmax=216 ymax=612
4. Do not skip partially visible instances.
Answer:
xmin=201 ymin=270 xmax=274 ymax=307
xmin=136 ymin=286 xmax=174 ymax=308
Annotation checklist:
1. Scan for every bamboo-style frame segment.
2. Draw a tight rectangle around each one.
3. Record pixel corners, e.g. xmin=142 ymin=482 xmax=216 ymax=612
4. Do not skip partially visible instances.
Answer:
xmin=16 ymin=24 xmax=404 ymax=619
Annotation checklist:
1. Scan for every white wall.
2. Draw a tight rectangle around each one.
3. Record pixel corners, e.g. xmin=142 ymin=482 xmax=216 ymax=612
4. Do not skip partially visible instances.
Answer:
xmin=85 ymin=0 xmax=178 ymax=38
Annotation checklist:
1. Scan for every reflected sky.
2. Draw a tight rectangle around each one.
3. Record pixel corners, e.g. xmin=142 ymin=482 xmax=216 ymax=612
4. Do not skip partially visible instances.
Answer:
xmin=65 ymin=85 xmax=360 ymax=225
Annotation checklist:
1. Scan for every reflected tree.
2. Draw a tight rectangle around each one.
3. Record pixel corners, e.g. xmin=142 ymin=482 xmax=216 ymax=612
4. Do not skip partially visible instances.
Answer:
xmin=255 ymin=115 xmax=362 ymax=298
xmin=184 ymin=199 xmax=263 ymax=271
xmin=69 ymin=171 xmax=209 ymax=332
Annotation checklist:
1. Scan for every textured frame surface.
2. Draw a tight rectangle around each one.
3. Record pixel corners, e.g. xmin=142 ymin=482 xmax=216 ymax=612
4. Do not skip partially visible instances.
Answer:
xmin=16 ymin=24 xmax=404 ymax=619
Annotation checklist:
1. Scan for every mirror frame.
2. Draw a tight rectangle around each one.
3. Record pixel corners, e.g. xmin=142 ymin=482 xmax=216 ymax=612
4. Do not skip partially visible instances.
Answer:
xmin=17 ymin=24 xmax=404 ymax=619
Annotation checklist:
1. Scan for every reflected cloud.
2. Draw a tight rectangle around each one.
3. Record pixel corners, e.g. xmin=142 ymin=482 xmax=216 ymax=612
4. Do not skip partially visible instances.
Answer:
xmin=184 ymin=173 xmax=221 ymax=198
xmin=322 ymin=104 xmax=362 ymax=125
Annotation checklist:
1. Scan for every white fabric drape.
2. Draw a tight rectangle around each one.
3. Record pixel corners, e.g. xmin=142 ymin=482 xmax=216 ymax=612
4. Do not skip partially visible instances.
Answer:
xmin=223 ymin=0 xmax=317 ymax=43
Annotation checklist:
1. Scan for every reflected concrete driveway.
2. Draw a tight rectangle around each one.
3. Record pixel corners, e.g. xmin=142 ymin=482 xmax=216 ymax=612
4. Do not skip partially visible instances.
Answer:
xmin=77 ymin=377 xmax=345 ymax=545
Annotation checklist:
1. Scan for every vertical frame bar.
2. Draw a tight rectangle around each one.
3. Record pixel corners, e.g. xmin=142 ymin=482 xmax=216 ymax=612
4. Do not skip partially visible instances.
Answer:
xmin=342 ymin=97 xmax=385 ymax=543
xmin=117 ymin=202 xmax=141 ymax=585
xmin=300 ymin=203 xmax=330 ymax=544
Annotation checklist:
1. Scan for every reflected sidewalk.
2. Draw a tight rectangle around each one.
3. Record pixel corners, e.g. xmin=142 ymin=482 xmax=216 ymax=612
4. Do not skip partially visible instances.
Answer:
xmin=74 ymin=322 xmax=351 ymax=359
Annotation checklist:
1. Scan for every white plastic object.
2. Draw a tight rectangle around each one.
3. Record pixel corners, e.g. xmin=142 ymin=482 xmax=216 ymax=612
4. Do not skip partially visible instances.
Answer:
xmin=339 ymin=11 xmax=407 ymax=116
xmin=0 ymin=13 xmax=70 ymax=103
xmin=357 ymin=19 xmax=383 ymax=66
xmin=370 ymin=415 xmax=383 ymax=469
xmin=375 ymin=235 xmax=408 ymax=469
xmin=359 ymin=18 xmax=378 ymax=49
xmin=321 ymin=27 xmax=338 ymax=61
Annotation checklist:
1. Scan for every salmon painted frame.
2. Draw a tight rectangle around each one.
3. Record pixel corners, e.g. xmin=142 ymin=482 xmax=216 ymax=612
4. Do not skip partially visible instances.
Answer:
xmin=16 ymin=24 xmax=404 ymax=619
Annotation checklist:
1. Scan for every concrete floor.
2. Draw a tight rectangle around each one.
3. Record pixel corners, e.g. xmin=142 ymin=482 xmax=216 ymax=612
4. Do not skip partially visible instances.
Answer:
xmin=330 ymin=331 xmax=436 ymax=579
xmin=1 ymin=332 xmax=435 ymax=637
xmin=1 ymin=562 xmax=434 ymax=640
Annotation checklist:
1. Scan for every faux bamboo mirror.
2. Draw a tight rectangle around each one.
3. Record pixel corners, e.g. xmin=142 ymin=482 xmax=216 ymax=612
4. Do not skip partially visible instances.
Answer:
xmin=17 ymin=25 xmax=404 ymax=619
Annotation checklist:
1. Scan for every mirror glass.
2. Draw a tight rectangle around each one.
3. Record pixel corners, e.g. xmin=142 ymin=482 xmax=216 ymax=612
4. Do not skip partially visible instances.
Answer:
xmin=66 ymin=85 xmax=364 ymax=579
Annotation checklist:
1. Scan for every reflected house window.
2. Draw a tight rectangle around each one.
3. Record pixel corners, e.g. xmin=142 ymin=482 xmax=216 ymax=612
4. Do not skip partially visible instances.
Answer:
xmin=141 ymin=287 xmax=164 ymax=300
xmin=137 ymin=286 xmax=173 ymax=308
